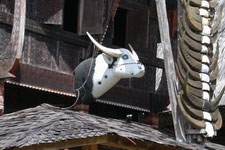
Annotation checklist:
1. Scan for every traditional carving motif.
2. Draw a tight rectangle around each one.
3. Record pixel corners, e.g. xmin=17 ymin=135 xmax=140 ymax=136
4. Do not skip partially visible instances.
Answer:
xmin=177 ymin=0 xmax=224 ymax=138
xmin=33 ymin=0 xmax=64 ymax=24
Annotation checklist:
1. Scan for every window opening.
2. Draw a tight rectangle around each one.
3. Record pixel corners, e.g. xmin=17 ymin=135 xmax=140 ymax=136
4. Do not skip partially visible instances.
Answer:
xmin=63 ymin=0 xmax=79 ymax=33
xmin=113 ymin=7 xmax=128 ymax=47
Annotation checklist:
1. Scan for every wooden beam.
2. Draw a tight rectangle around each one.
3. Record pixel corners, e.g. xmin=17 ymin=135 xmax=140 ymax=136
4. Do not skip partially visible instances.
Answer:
xmin=11 ymin=135 xmax=108 ymax=150
xmin=149 ymin=143 xmax=175 ymax=150
xmin=10 ymin=134 xmax=179 ymax=150
xmin=141 ymin=57 xmax=164 ymax=69
xmin=119 ymin=0 xmax=157 ymax=20
xmin=155 ymin=0 xmax=185 ymax=142
xmin=0 ymin=12 xmax=88 ymax=47
xmin=103 ymin=135 xmax=153 ymax=150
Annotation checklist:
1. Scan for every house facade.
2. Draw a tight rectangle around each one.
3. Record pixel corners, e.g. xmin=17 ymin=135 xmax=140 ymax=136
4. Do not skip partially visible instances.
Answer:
xmin=0 ymin=0 xmax=177 ymax=122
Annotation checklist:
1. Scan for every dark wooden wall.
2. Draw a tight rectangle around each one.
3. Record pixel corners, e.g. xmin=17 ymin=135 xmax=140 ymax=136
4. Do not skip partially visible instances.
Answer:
xmin=0 ymin=0 xmax=168 ymax=112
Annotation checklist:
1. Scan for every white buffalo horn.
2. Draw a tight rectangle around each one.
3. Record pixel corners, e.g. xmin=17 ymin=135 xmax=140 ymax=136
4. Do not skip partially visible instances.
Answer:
xmin=86 ymin=32 xmax=122 ymax=58
xmin=128 ymin=44 xmax=139 ymax=60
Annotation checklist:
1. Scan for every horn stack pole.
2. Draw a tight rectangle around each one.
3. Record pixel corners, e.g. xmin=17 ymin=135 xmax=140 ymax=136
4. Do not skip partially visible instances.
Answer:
xmin=177 ymin=0 xmax=223 ymax=143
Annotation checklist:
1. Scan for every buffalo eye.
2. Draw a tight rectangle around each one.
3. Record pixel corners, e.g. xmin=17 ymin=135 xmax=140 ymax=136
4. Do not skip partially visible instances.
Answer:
xmin=122 ymin=54 xmax=129 ymax=60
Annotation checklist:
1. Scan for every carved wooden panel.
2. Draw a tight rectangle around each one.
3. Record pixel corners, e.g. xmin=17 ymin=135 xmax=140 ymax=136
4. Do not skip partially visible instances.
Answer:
xmin=11 ymin=64 xmax=74 ymax=93
xmin=0 ymin=0 xmax=14 ymax=15
xmin=21 ymin=31 xmax=82 ymax=75
xmin=58 ymin=42 xmax=80 ymax=74
xmin=0 ymin=23 xmax=10 ymax=54
xmin=33 ymin=0 xmax=64 ymax=24
xmin=29 ymin=34 xmax=56 ymax=69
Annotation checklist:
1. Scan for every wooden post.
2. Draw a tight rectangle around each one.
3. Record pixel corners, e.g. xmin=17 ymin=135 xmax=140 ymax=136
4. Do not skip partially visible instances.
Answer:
xmin=73 ymin=104 xmax=89 ymax=114
xmin=155 ymin=0 xmax=186 ymax=142
xmin=0 ymin=80 xmax=5 ymax=116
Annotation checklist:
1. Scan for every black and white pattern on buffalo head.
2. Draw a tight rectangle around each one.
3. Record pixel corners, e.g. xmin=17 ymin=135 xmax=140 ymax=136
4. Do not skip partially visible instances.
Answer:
xmin=87 ymin=32 xmax=145 ymax=79
xmin=73 ymin=32 xmax=145 ymax=104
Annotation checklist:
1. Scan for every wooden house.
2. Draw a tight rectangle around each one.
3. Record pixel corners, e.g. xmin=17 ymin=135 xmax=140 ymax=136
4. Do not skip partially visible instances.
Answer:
xmin=0 ymin=0 xmax=225 ymax=149
xmin=0 ymin=0 xmax=177 ymax=123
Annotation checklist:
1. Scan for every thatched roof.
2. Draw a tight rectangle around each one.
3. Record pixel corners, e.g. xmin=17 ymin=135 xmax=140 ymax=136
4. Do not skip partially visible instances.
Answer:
xmin=0 ymin=104 xmax=224 ymax=150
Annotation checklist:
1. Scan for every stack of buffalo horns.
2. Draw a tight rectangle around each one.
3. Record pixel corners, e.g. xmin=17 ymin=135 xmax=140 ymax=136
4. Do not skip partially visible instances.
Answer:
xmin=177 ymin=0 xmax=225 ymax=137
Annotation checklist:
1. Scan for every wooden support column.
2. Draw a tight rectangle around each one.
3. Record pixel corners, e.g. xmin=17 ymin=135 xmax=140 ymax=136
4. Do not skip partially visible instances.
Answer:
xmin=155 ymin=0 xmax=186 ymax=142
xmin=143 ymin=112 xmax=159 ymax=128
xmin=73 ymin=104 xmax=89 ymax=114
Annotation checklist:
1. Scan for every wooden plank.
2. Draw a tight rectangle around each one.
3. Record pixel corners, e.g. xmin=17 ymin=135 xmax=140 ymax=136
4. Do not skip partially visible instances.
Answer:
xmin=155 ymin=0 xmax=185 ymax=142
xmin=77 ymin=0 xmax=104 ymax=35
xmin=82 ymin=144 xmax=98 ymax=150
xmin=141 ymin=57 xmax=164 ymax=69
xmin=34 ymin=0 xmax=64 ymax=25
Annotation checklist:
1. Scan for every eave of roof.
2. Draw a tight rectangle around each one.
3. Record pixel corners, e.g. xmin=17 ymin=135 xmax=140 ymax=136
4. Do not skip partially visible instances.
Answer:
xmin=0 ymin=104 xmax=224 ymax=150
xmin=5 ymin=80 xmax=151 ymax=112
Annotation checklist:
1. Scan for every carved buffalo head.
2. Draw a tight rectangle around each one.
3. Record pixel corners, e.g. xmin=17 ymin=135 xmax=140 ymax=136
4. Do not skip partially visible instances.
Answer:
xmin=86 ymin=32 xmax=145 ymax=78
